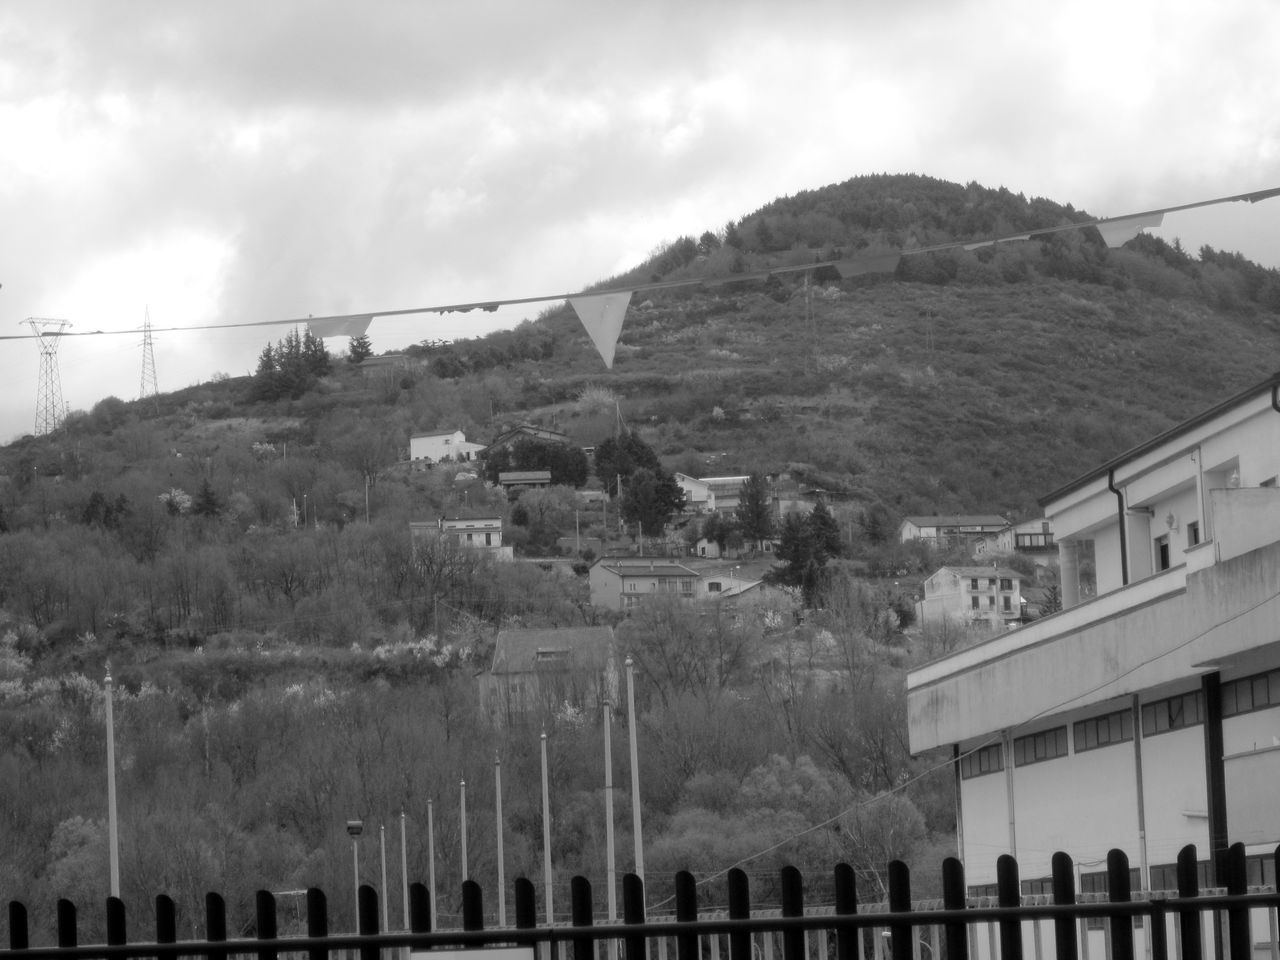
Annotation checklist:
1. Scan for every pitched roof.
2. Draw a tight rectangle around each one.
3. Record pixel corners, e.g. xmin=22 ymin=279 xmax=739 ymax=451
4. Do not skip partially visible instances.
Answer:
xmin=498 ymin=470 xmax=552 ymax=483
xmin=934 ymin=565 xmax=1024 ymax=579
xmin=595 ymin=558 xmax=699 ymax=578
xmin=489 ymin=626 xmax=614 ymax=675
xmin=411 ymin=428 xmax=464 ymax=439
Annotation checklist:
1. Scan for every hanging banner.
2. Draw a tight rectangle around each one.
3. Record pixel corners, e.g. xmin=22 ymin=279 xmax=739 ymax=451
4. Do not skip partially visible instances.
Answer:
xmin=307 ymin=315 xmax=373 ymax=338
xmin=833 ymin=253 xmax=901 ymax=278
xmin=1096 ymin=213 xmax=1164 ymax=248
xmin=570 ymin=292 xmax=632 ymax=368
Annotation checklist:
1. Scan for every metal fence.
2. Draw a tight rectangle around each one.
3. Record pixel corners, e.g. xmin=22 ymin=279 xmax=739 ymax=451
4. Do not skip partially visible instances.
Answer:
xmin=5 ymin=842 xmax=1279 ymax=960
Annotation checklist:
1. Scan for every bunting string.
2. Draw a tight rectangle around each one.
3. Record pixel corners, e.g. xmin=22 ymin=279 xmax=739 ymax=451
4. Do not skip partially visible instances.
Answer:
xmin=2 ymin=185 xmax=1277 ymax=368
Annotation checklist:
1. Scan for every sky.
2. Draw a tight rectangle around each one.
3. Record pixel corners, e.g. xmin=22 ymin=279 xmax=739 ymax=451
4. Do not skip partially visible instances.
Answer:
xmin=1 ymin=1 xmax=1278 ymax=443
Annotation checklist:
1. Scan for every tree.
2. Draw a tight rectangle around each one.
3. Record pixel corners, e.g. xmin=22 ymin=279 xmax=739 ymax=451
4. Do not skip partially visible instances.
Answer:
xmin=347 ymin=334 xmax=373 ymax=364
xmin=620 ymin=468 xmax=684 ymax=537
xmin=807 ymin=499 xmax=842 ymax=563
xmin=192 ymin=479 xmax=222 ymax=518
xmin=593 ymin=433 xmax=661 ymax=492
xmin=735 ymin=473 xmax=774 ymax=550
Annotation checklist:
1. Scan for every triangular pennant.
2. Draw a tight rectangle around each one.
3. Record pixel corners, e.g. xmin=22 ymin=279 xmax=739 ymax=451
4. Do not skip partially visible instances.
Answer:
xmin=1096 ymin=213 xmax=1164 ymax=248
xmin=570 ymin=292 xmax=632 ymax=368
xmin=833 ymin=253 xmax=901 ymax=278
xmin=308 ymin=315 xmax=373 ymax=338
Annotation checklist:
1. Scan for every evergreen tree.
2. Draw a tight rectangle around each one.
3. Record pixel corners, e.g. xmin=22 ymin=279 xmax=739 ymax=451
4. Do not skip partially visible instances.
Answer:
xmin=593 ymin=432 xmax=661 ymax=492
xmin=347 ymin=333 xmax=373 ymax=364
xmin=620 ymin=468 xmax=685 ymax=537
xmin=192 ymin=479 xmax=221 ymax=518
xmin=735 ymin=472 xmax=774 ymax=550
xmin=807 ymin=499 xmax=842 ymax=563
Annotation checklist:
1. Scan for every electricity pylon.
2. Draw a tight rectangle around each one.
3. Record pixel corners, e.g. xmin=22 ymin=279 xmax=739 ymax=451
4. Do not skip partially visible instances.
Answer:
xmin=24 ymin=318 xmax=72 ymax=435
xmin=139 ymin=308 xmax=159 ymax=409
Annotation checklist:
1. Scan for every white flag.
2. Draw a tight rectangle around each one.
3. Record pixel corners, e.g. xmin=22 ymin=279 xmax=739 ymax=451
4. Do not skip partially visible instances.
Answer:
xmin=570 ymin=292 xmax=632 ymax=368
xmin=1096 ymin=213 xmax=1164 ymax=248
xmin=308 ymin=315 xmax=373 ymax=338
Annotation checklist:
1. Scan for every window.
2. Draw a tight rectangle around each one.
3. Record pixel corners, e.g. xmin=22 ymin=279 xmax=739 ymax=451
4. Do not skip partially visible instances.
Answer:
xmin=1079 ymin=869 xmax=1144 ymax=928
xmin=680 ymin=579 xmax=694 ymax=596
xmin=959 ymin=743 xmax=1003 ymax=779
xmin=970 ymin=578 xmax=979 ymax=590
xmin=1012 ymin=727 xmax=1068 ymax=766
xmin=988 ymin=577 xmax=997 ymax=588
xmin=987 ymin=595 xmax=996 ymax=608
xmin=1000 ymin=578 xmax=1013 ymax=591
xmin=707 ymin=581 xmax=722 ymax=593
xmin=1187 ymin=521 xmax=1200 ymax=547
xmin=1141 ymin=690 xmax=1203 ymax=736
xmin=1002 ymin=596 xmax=1012 ymax=612
xmin=1074 ymin=709 xmax=1134 ymax=752
xmin=971 ymin=595 xmax=980 ymax=610
xmin=968 ymin=883 xmax=1000 ymax=898
xmin=1021 ymin=877 xmax=1054 ymax=896
xmin=1149 ymin=860 xmax=1211 ymax=893
xmin=627 ymin=582 xmax=637 ymax=592
xmin=1155 ymin=534 xmax=1171 ymax=571
xmin=1221 ymin=668 xmax=1280 ymax=717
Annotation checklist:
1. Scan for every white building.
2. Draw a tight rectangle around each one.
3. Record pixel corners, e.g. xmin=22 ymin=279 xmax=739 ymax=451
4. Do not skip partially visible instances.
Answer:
xmin=917 ymin=565 xmax=1023 ymax=630
xmin=410 ymin=517 xmax=513 ymax=560
xmin=409 ymin=429 xmax=485 ymax=463
xmin=907 ymin=372 xmax=1280 ymax=899
xmin=899 ymin=514 xmax=1009 ymax=549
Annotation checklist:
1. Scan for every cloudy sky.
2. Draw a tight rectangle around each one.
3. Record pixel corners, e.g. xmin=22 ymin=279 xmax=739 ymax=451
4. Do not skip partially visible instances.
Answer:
xmin=1 ymin=1 xmax=1278 ymax=443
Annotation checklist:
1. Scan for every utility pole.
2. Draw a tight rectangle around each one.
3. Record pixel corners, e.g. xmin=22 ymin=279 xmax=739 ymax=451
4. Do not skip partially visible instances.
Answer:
xmin=139 ymin=308 xmax=159 ymax=412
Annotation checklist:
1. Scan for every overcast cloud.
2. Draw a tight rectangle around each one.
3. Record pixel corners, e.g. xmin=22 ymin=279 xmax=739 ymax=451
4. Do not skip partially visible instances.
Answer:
xmin=1 ymin=1 xmax=1278 ymax=442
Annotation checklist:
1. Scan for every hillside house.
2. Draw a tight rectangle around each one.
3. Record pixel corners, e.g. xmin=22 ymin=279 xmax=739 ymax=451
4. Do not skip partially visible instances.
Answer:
xmin=983 ymin=517 xmax=1057 ymax=563
xmin=479 ymin=626 xmax=616 ymax=723
xmin=409 ymin=429 xmax=485 ymax=463
xmin=483 ymin=424 xmax=572 ymax=457
xmin=917 ymin=565 xmax=1024 ymax=630
xmin=906 ymin=371 xmax=1280 ymax=906
xmin=589 ymin=558 xmax=699 ymax=611
xmin=898 ymin=514 xmax=1008 ymax=550
xmin=409 ymin=516 xmax=513 ymax=560
xmin=498 ymin=470 xmax=552 ymax=496
xmin=675 ymin=474 xmax=712 ymax=512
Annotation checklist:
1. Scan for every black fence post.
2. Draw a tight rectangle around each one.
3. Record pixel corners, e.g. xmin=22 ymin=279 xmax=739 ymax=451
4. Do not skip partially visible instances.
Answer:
xmin=727 ymin=867 xmax=751 ymax=960
xmin=675 ymin=870 xmax=698 ymax=960
xmin=359 ymin=883 xmax=381 ymax=960
xmin=8 ymin=902 xmax=29 ymax=951
xmin=941 ymin=857 xmax=968 ymax=960
xmin=307 ymin=888 xmax=329 ymax=960
xmin=256 ymin=890 xmax=278 ymax=960
xmin=623 ymin=873 xmax=647 ymax=960
xmin=1051 ymin=852 xmax=1078 ymax=960
xmin=888 ymin=860 xmax=913 ymax=960
xmin=56 ymin=898 xmax=77 ymax=948
xmin=515 ymin=877 xmax=537 ymax=930
xmin=996 ymin=854 xmax=1022 ymax=960
xmin=106 ymin=896 xmax=126 ymax=946
xmin=570 ymin=876 xmax=594 ymax=960
xmin=834 ymin=863 xmax=859 ymax=960
xmin=1176 ymin=845 xmax=1202 ymax=960
xmin=1106 ymin=849 xmax=1134 ymax=960
xmin=1225 ymin=843 xmax=1250 ymax=960
xmin=206 ymin=892 xmax=227 ymax=960
xmin=461 ymin=880 xmax=484 ymax=931
xmin=155 ymin=894 xmax=177 ymax=946
xmin=409 ymin=883 xmax=431 ymax=933
xmin=780 ymin=866 xmax=804 ymax=960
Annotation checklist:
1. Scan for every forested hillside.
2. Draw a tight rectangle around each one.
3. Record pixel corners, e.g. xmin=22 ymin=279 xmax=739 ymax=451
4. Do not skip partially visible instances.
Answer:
xmin=2 ymin=173 xmax=1279 ymax=941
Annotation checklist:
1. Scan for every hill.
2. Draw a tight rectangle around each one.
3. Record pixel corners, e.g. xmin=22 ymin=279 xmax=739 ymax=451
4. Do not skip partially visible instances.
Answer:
xmin=1 ymin=172 xmax=1279 ymax=933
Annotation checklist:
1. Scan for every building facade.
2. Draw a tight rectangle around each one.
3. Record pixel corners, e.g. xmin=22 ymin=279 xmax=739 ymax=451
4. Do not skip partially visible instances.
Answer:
xmin=907 ymin=373 xmax=1280 ymax=902
xmin=917 ymin=565 xmax=1024 ymax=630
xmin=409 ymin=429 xmax=485 ymax=463
xmin=899 ymin=514 xmax=1009 ymax=549
xmin=589 ymin=558 xmax=699 ymax=611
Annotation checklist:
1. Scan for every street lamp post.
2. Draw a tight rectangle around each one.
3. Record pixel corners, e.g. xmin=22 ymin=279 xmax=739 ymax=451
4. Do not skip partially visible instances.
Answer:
xmin=105 ymin=668 xmax=120 ymax=898
xmin=625 ymin=657 xmax=644 ymax=888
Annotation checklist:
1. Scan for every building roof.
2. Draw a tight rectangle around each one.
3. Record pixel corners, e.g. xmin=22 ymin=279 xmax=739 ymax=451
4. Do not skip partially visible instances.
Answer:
xmin=489 ymin=626 xmax=614 ymax=675
xmin=595 ymin=558 xmax=699 ymax=578
xmin=932 ymin=565 xmax=1024 ymax=579
xmin=1039 ymin=370 xmax=1280 ymax=507
xmin=411 ymin=428 xmax=464 ymax=439
xmin=902 ymin=514 xmax=1009 ymax=528
xmin=498 ymin=470 xmax=552 ymax=483
xmin=486 ymin=424 xmax=570 ymax=449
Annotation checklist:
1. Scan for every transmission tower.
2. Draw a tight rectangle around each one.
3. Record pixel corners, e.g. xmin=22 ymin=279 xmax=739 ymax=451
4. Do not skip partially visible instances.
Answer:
xmin=139 ymin=308 xmax=159 ymax=409
xmin=24 ymin=317 xmax=72 ymax=436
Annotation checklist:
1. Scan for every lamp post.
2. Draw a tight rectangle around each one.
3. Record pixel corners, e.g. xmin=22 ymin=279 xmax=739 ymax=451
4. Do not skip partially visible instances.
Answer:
xmin=104 ymin=668 xmax=120 ymax=898
xmin=540 ymin=731 xmax=553 ymax=928
xmin=625 ymin=657 xmax=645 ymax=888
xmin=346 ymin=819 xmax=364 ymax=932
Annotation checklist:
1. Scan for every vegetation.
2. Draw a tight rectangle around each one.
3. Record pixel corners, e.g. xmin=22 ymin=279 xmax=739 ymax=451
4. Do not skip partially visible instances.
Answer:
xmin=3 ymin=172 xmax=1280 ymax=936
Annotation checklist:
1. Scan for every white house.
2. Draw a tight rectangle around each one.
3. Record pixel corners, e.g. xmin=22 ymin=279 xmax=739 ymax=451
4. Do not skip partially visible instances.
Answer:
xmin=409 ymin=516 xmax=513 ymax=560
xmin=899 ymin=514 xmax=1009 ymax=549
xmin=588 ymin=558 xmax=699 ymax=611
xmin=409 ymin=429 xmax=485 ymax=463
xmin=675 ymin=473 xmax=712 ymax=512
xmin=917 ymin=565 xmax=1023 ymax=630
xmin=907 ymin=372 xmax=1280 ymax=905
